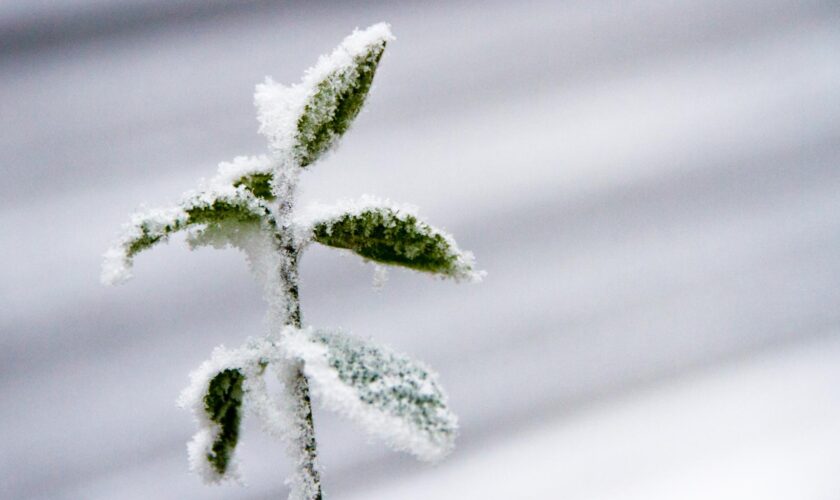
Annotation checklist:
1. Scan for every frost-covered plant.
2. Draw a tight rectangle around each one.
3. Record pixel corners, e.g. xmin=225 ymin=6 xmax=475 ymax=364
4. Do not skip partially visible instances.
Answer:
xmin=102 ymin=23 xmax=483 ymax=499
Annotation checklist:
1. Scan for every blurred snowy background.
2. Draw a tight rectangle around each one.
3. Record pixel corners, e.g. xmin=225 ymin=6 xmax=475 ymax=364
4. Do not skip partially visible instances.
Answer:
xmin=3 ymin=0 xmax=840 ymax=498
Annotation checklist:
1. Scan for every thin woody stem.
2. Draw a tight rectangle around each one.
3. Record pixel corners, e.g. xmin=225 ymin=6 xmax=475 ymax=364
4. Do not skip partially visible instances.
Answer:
xmin=280 ymin=241 xmax=323 ymax=499
xmin=274 ymin=157 xmax=321 ymax=498
xmin=289 ymin=366 xmax=322 ymax=499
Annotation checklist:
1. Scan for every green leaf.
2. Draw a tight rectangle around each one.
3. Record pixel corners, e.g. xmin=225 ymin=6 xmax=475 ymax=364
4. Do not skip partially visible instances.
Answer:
xmin=132 ymin=191 xmax=268 ymax=253
xmin=184 ymin=197 xmax=265 ymax=227
xmin=295 ymin=40 xmax=387 ymax=167
xmin=203 ymin=369 xmax=245 ymax=475
xmin=233 ymin=172 xmax=275 ymax=201
xmin=282 ymin=329 xmax=457 ymax=460
xmin=179 ymin=337 xmax=285 ymax=483
xmin=125 ymin=197 xmax=269 ymax=258
xmin=102 ymin=187 xmax=276 ymax=285
xmin=309 ymin=205 xmax=481 ymax=281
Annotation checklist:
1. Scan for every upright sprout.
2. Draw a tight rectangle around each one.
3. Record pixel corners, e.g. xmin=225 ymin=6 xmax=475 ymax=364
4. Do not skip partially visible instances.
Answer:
xmin=102 ymin=23 xmax=484 ymax=499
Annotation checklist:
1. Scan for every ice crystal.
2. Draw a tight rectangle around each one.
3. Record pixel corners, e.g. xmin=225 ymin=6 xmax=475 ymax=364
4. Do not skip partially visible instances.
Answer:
xmin=255 ymin=22 xmax=394 ymax=168
xmin=283 ymin=328 xmax=457 ymax=460
xmin=101 ymin=184 xmax=273 ymax=285
xmin=298 ymin=195 xmax=484 ymax=282
xmin=178 ymin=338 xmax=282 ymax=483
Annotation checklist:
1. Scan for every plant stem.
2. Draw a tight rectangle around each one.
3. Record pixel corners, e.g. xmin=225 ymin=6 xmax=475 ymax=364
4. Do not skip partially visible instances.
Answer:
xmin=290 ymin=365 xmax=322 ymax=500
xmin=271 ymin=165 xmax=321 ymax=499
xmin=280 ymin=240 xmax=323 ymax=500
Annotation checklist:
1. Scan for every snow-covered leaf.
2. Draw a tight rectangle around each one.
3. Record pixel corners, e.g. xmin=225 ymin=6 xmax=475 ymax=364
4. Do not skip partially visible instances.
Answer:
xmin=301 ymin=196 xmax=484 ymax=282
xmin=294 ymin=34 xmax=388 ymax=167
xmin=233 ymin=172 xmax=275 ymax=200
xmin=202 ymin=368 xmax=245 ymax=477
xmin=255 ymin=23 xmax=394 ymax=167
xmin=282 ymin=328 xmax=458 ymax=461
xmin=101 ymin=185 xmax=274 ymax=285
xmin=178 ymin=338 xmax=288 ymax=483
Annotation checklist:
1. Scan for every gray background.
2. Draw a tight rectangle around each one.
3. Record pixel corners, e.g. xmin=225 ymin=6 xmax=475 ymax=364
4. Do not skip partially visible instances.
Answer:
xmin=2 ymin=0 xmax=840 ymax=498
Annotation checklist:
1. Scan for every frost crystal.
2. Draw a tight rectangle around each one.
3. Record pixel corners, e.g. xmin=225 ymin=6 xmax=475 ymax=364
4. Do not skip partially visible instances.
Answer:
xmin=212 ymin=155 xmax=275 ymax=200
xmin=178 ymin=338 xmax=284 ymax=483
xmin=282 ymin=328 xmax=458 ymax=461
xmin=255 ymin=23 xmax=394 ymax=167
xmin=211 ymin=155 xmax=272 ymax=188
xmin=101 ymin=184 xmax=274 ymax=285
xmin=297 ymin=195 xmax=485 ymax=282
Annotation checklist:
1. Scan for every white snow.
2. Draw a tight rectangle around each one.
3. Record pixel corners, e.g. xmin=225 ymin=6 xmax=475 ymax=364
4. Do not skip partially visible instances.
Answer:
xmin=100 ymin=205 xmax=188 ymax=285
xmin=281 ymin=328 xmax=457 ymax=462
xmin=295 ymin=194 xmax=485 ymax=283
xmin=254 ymin=23 xmax=394 ymax=166
xmin=100 ymin=184 xmax=273 ymax=286
xmin=294 ymin=193 xmax=418 ymax=230
xmin=177 ymin=337 xmax=281 ymax=483
xmin=302 ymin=22 xmax=394 ymax=87
xmin=272 ymin=356 xmax=324 ymax=500
xmin=209 ymin=154 xmax=272 ymax=189
xmin=177 ymin=328 xmax=328 ymax=498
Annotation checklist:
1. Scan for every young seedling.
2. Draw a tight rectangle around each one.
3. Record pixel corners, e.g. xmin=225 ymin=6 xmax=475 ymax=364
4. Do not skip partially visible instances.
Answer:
xmin=102 ymin=23 xmax=483 ymax=499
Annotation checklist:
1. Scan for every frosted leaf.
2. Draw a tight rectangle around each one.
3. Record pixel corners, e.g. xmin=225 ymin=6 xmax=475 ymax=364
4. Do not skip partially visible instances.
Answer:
xmin=297 ymin=195 xmax=484 ymax=282
xmin=201 ymin=368 xmax=245 ymax=478
xmin=101 ymin=185 xmax=274 ymax=285
xmin=179 ymin=341 xmax=257 ymax=482
xmin=281 ymin=328 xmax=458 ymax=461
xmin=178 ymin=337 xmax=290 ymax=483
xmin=254 ymin=23 xmax=394 ymax=167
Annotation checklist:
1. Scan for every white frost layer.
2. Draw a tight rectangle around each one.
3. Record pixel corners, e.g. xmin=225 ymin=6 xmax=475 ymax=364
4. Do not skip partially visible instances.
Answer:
xmin=273 ymin=354 xmax=324 ymax=500
xmin=295 ymin=194 xmax=486 ymax=283
xmin=294 ymin=193 xmax=418 ymax=230
xmin=209 ymin=155 xmax=272 ymax=189
xmin=281 ymin=328 xmax=456 ymax=461
xmin=100 ymin=205 xmax=187 ymax=285
xmin=254 ymin=22 xmax=394 ymax=166
xmin=177 ymin=337 xmax=289 ymax=484
xmin=100 ymin=184 xmax=272 ymax=286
